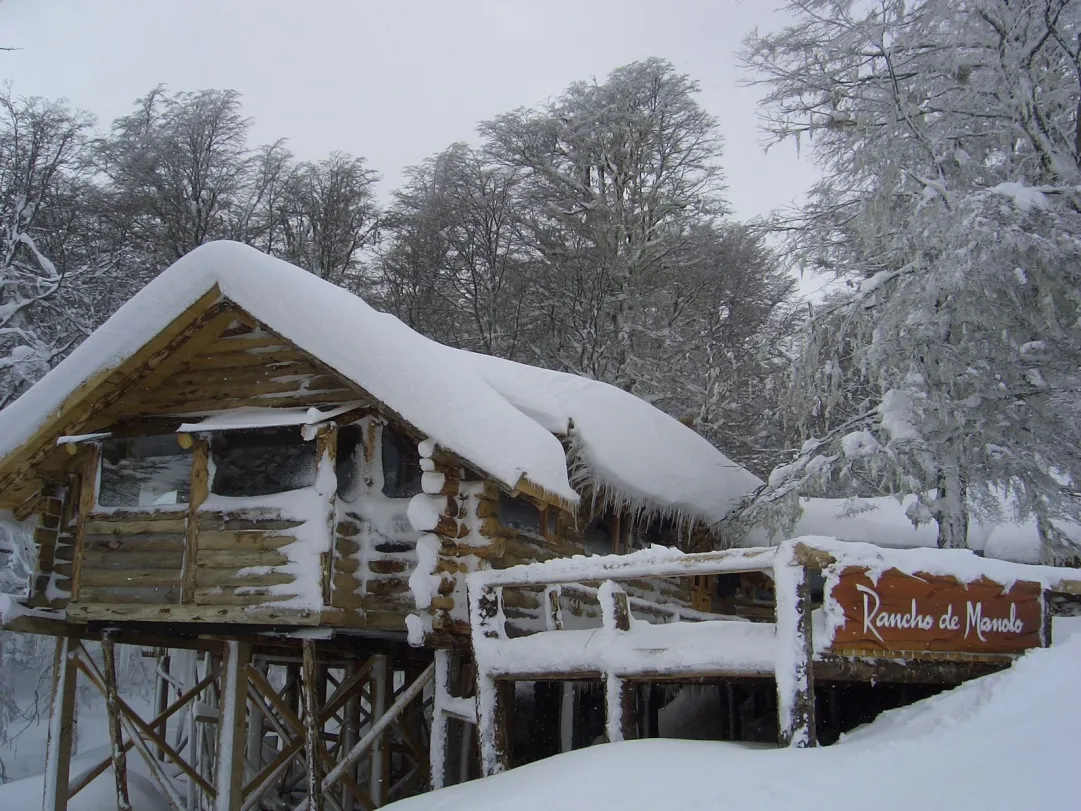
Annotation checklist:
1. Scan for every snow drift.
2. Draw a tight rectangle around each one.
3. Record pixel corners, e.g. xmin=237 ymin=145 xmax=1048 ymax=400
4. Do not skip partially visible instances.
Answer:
xmin=387 ymin=621 xmax=1081 ymax=811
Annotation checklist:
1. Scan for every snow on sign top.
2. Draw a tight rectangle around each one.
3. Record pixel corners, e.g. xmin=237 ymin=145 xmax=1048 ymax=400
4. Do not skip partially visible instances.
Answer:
xmin=0 ymin=241 xmax=761 ymax=523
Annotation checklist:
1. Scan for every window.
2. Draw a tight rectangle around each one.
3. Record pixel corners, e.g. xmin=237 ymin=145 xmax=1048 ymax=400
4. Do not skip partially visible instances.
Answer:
xmin=583 ymin=517 xmax=613 ymax=556
xmin=544 ymin=507 xmax=559 ymax=539
xmin=381 ymin=427 xmax=422 ymax=499
xmin=500 ymin=493 xmax=542 ymax=535
xmin=210 ymin=427 xmax=316 ymax=497
xmin=336 ymin=424 xmax=363 ymax=501
xmin=99 ymin=435 xmax=192 ymax=508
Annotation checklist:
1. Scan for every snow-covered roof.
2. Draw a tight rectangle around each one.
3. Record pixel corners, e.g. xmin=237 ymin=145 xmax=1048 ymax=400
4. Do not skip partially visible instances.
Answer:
xmin=0 ymin=241 xmax=760 ymax=523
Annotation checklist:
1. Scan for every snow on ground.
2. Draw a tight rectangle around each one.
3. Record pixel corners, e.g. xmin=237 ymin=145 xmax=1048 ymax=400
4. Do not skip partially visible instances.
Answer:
xmin=389 ymin=620 xmax=1081 ymax=811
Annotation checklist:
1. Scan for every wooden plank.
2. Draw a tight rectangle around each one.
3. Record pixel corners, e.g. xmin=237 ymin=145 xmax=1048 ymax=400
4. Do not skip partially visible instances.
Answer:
xmin=134 ymin=374 xmax=345 ymax=407
xmin=195 ymin=532 xmax=296 ymax=552
xmin=131 ymin=390 xmax=360 ymax=416
xmin=162 ymin=363 xmax=326 ymax=390
xmin=82 ymin=551 xmax=185 ymax=570
xmin=187 ymin=348 xmax=309 ymax=370
xmin=193 ymin=570 xmax=294 ymax=589
xmin=80 ymin=570 xmax=181 ymax=588
xmin=203 ymin=335 xmax=290 ymax=354
xmin=181 ymin=440 xmax=209 ymax=604
xmin=191 ymin=588 xmax=280 ymax=606
xmin=84 ymin=517 xmax=188 ymax=536
xmin=214 ymin=640 xmax=251 ymax=811
xmin=195 ymin=550 xmax=290 ymax=569
xmin=78 ymin=586 xmax=180 ymax=605
xmin=64 ymin=603 xmax=322 ymax=625
xmin=84 ymin=535 xmax=186 ymax=553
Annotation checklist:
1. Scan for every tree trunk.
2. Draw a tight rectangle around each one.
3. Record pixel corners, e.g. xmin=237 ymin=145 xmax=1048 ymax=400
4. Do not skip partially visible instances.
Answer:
xmin=935 ymin=461 xmax=968 ymax=549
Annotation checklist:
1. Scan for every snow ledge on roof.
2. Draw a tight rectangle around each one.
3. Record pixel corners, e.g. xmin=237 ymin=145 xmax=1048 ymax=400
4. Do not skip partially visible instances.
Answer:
xmin=0 ymin=241 xmax=762 ymax=525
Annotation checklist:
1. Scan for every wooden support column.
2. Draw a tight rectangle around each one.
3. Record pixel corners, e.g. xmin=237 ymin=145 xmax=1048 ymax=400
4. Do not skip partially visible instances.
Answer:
xmin=42 ymin=637 xmax=79 ymax=811
xmin=302 ymin=640 xmax=324 ymax=811
xmin=214 ymin=640 xmax=251 ymax=811
xmin=430 ymin=650 xmax=451 ymax=791
xmin=101 ymin=634 xmax=132 ymax=811
xmin=69 ymin=444 xmax=100 ymax=601
xmin=475 ymin=674 xmax=511 ymax=777
xmin=601 ymin=581 xmax=636 ymax=743
xmin=315 ymin=427 xmax=338 ymax=607
xmin=369 ymin=655 xmax=390 ymax=806
xmin=181 ymin=439 xmax=210 ymax=604
xmin=341 ymin=660 xmax=360 ymax=811
xmin=774 ymin=553 xmax=817 ymax=748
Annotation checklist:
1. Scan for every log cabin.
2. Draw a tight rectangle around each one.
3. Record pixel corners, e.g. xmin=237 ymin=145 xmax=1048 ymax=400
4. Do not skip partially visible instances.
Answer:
xmin=3 ymin=242 xmax=1077 ymax=811
xmin=0 ymin=240 xmax=763 ymax=810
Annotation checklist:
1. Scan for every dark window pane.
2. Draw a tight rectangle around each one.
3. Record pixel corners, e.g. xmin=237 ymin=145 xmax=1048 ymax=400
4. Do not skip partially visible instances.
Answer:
xmin=210 ymin=427 xmax=316 ymax=497
xmin=381 ymin=427 xmax=421 ymax=499
xmin=583 ymin=518 xmax=613 ymax=556
xmin=546 ymin=508 xmax=559 ymax=538
xmin=500 ymin=493 xmax=542 ymax=535
xmin=99 ymin=435 xmax=192 ymax=508
xmin=336 ymin=424 xmax=363 ymax=500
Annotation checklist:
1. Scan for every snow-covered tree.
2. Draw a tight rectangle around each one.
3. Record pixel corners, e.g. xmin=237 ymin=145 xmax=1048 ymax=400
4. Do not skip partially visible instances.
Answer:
xmin=0 ymin=90 xmax=95 ymax=406
xmin=480 ymin=58 xmax=727 ymax=391
xmin=739 ymin=0 xmax=1081 ymax=559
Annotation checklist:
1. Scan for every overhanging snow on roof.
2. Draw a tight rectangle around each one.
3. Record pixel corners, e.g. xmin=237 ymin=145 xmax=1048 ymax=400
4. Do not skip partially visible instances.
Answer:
xmin=177 ymin=404 xmax=365 ymax=434
xmin=0 ymin=241 xmax=762 ymax=524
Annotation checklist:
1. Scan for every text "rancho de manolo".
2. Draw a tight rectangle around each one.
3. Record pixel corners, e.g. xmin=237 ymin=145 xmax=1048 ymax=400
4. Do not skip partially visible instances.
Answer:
xmin=855 ymin=582 xmax=1029 ymax=644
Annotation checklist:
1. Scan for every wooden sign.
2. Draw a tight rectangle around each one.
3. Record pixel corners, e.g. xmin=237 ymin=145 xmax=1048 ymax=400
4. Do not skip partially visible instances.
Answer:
xmin=829 ymin=567 xmax=1043 ymax=654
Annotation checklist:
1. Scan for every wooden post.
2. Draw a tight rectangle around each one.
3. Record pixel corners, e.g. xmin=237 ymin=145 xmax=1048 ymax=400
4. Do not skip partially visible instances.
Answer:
xmin=101 ymin=634 xmax=132 ymax=811
xmin=42 ymin=637 xmax=79 ymax=811
xmin=301 ymin=640 xmax=324 ymax=811
xmin=430 ymin=649 xmax=451 ymax=791
xmin=774 ymin=553 xmax=817 ymax=748
xmin=181 ymin=439 xmax=209 ymax=604
xmin=475 ymin=673 xmax=511 ymax=777
xmin=341 ymin=660 xmax=360 ymax=811
xmin=369 ymin=655 xmax=390 ymax=806
xmin=69 ymin=445 xmax=100 ymax=601
xmin=315 ymin=427 xmax=338 ymax=607
xmin=1041 ymin=589 xmax=1054 ymax=647
xmin=213 ymin=640 xmax=251 ymax=811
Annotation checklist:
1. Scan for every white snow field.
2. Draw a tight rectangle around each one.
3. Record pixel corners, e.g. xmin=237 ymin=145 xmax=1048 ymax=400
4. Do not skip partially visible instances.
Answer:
xmin=388 ymin=620 xmax=1081 ymax=811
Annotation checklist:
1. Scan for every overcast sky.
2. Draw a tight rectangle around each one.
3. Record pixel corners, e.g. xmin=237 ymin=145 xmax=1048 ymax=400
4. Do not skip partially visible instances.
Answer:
xmin=2 ymin=0 xmax=818 ymax=219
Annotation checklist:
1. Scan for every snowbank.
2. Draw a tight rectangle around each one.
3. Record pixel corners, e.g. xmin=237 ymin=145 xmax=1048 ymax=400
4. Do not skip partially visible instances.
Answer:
xmin=791 ymin=495 xmax=1080 ymax=564
xmin=388 ymin=630 xmax=1081 ymax=811
xmin=0 ymin=241 xmax=760 ymax=524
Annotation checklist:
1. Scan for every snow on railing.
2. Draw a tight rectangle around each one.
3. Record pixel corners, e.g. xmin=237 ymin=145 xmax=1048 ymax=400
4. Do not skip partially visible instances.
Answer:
xmin=460 ymin=537 xmax=1081 ymax=779
xmin=464 ymin=541 xmax=819 ymax=777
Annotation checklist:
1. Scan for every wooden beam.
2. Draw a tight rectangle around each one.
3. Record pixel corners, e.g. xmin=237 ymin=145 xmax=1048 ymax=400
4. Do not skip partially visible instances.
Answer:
xmin=42 ymin=637 xmax=78 ymax=811
xmin=101 ymin=634 xmax=133 ymax=811
xmin=182 ymin=438 xmax=210 ymax=604
xmin=214 ymin=640 xmax=252 ymax=811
